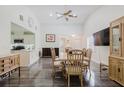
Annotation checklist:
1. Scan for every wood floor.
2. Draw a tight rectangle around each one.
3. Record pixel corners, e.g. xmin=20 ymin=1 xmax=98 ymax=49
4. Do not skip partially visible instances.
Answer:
xmin=0 ymin=58 xmax=121 ymax=87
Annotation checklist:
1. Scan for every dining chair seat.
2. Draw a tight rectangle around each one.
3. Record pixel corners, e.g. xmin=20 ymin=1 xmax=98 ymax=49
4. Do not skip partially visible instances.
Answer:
xmin=54 ymin=61 xmax=62 ymax=67
xmin=55 ymin=57 xmax=61 ymax=61
xmin=83 ymin=61 xmax=88 ymax=66
xmin=84 ymin=57 xmax=90 ymax=61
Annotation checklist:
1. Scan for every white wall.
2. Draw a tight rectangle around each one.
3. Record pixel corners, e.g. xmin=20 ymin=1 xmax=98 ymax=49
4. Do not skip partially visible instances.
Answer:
xmin=11 ymin=31 xmax=35 ymax=45
xmin=40 ymin=24 xmax=83 ymax=52
xmin=0 ymin=6 xmax=11 ymax=55
xmin=83 ymin=6 xmax=124 ymax=65
xmin=0 ymin=6 xmax=41 ymax=65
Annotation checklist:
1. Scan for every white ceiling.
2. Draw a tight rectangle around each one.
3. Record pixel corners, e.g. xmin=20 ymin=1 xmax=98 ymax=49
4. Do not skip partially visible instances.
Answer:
xmin=28 ymin=5 xmax=101 ymax=25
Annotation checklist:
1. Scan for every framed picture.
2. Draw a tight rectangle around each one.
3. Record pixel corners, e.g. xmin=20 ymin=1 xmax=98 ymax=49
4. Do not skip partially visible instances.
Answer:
xmin=46 ymin=34 xmax=55 ymax=42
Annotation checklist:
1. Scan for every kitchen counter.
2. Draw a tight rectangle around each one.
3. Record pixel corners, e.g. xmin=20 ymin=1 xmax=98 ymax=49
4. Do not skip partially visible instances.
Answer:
xmin=11 ymin=49 xmax=34 ymax=52
xmin=11 ymin=49 xmax=38 ymax=67
xmin=0 ymin=53 xmax=19 ymax=58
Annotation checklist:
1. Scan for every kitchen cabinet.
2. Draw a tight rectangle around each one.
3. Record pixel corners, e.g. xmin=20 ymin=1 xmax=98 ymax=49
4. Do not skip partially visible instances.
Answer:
xmin=109 ymin=16 xmax=124 ymax=86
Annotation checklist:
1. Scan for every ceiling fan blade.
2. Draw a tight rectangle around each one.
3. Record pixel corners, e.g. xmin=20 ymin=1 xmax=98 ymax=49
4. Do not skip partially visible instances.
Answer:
xmin=64 ymin=10 xmax=72 ymax=15
xmin=56 ymin=12 xmax=64 ymax=16
xmin=56 ymin=14 xmax=63 ymax=17
xmin=56 ymin=15 xmax=64 ymax=20
xmin=68 ymin=15 xmax=77 ymax=18
xmin=56 ymin=12 xmax=64 ymax=20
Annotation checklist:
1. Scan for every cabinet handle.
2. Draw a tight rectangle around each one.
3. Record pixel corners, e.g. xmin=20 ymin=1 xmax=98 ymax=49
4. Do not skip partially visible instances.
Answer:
xmin=119 ymin=37 xmax=122 ymax=41
xmin=118 ymin=68 xmax=120 ymax=72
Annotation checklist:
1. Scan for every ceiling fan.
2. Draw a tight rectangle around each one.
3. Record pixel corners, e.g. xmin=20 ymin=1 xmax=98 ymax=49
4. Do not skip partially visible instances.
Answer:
xmin=56 ymin=10 xmax=77 ymax=21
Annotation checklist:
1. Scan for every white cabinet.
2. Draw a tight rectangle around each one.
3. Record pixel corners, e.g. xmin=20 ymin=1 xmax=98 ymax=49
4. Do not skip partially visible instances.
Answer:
xmin=11 ymin=50 xmax=39 ymax=67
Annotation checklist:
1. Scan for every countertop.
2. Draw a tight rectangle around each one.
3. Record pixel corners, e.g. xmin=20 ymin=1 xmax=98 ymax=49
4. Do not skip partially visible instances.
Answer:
xmin=0 ymin=53 xmax=19 ymax=58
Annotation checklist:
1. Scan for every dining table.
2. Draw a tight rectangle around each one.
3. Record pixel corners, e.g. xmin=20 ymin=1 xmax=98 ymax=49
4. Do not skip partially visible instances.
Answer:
xmin=54 ymin=51 xmax=89 ymax=79
xmin=55 ymin=52 xmax=68 ymax=62
xmin=55 ymin=52 xmax=88 ymax=62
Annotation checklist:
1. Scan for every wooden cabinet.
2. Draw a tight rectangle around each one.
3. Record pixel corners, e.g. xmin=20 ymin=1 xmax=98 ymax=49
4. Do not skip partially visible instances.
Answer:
xmin=110 ymin=17 xmax=122 ymax=57
xmin=0 ymin=54 xmax=20 ymax=77
xmin=109 ymin=57 xmax=117 ymax=80
xmin=109 ymin=56 xmax=124 ymax=86
xmin=0 ymin=59 xmax=4 ymax=74
xmin=109 ymin=16 xmax=124 ymax=86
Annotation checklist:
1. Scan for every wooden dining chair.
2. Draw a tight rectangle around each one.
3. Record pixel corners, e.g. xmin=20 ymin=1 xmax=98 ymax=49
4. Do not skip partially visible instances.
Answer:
xmin=51 ymin=48 xmax=63 ymax=78
xmin=66 ymin=50 xmax=84 ymax=87
xmin=65 ymin=47 xmax=72 ymax=53
xmin=82 ymin=48 xmax=87 ymax=56
xmin=83 ymin=48 xmax=92 ymax=73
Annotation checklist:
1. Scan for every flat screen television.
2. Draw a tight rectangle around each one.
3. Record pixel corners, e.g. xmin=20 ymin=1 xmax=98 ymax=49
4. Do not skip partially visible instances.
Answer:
xmin=93 ymin=27 xmax=110 ymax=46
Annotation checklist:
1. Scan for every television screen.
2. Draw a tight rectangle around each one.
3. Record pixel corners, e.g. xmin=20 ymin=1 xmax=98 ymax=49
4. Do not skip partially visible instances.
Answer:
xmin=93 ymin=27 xmax=109 ymax=46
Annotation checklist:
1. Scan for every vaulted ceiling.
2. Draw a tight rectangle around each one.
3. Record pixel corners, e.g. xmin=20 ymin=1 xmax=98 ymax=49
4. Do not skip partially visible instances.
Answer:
xmin=28 ymin=5 xmax=102 ymax=25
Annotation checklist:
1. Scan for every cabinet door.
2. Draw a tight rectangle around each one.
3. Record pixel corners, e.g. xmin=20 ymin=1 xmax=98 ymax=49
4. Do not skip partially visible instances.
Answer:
xmin=110 ymin=22 xmax=122 ymax=57
xmin=109 ymin=61 xmax=113 ymax=79
xmin=123 ymin=62 xmax=124 ymax=84
xmin=10 ymin=55 xmax=20 ymax=67
xmin=3 ymin=58 xmax=11 ymax=72
xmin=117 ymin=61 xmax=123 ymax=83
xmin=0 ymin=59 xmax=4 ymax=74
xmin=121 ymin=19 xmax=124 ymax=57
xmin=109 ymin=58 xmax=113 ymax=79
xmin=15 ymin=55 xmax=20 ymax=66
xmin=109 ymin=58 xmax=118 ymax=80
xmin=119 ymin=60 xmax=124 ymax=84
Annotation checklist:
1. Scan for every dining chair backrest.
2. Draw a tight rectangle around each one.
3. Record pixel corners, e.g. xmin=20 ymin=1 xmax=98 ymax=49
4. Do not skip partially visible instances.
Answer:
xmin=51 ymin=48 xmax=62 ymax=78
xmin=51 ymin=48 xmax=56 ymax=62
xmin=86 ymin=48 xmax=92 ymax=61
xmin=67 ymin=50 xmax=84 ymax=61
xmin=65 ymin=47 xmax=72 ymax=53
xmin=82 ymin=48 xmax=87 ymax=56
xmin=67 ymin=50 xmax=84 ymax=72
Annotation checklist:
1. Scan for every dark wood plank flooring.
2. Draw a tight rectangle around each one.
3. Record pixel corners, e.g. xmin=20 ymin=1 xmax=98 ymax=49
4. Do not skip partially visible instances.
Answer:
xmin=0 ymin=58 xmax=121 ymax=87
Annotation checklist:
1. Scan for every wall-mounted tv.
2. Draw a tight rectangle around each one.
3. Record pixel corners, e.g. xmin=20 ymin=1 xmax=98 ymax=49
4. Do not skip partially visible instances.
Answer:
xmin=93 ymin=27 xmax=110 ymax=46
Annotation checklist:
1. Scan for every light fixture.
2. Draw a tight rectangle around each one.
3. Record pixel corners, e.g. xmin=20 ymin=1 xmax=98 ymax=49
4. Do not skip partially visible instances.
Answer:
xmin=56 ymin=10 xmax=77 ymax=21
xmin=71 ymin=34 xmax=76 ymax=37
